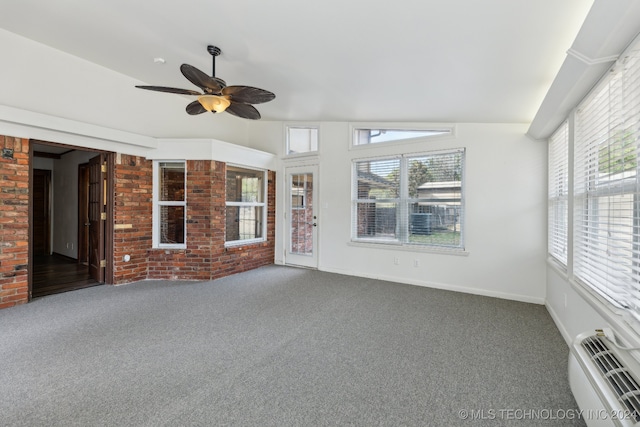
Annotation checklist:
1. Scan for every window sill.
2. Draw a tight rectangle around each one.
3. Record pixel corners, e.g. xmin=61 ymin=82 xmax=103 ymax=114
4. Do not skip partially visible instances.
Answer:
xmin=348 ymin=240 xmax=469 ymax=256
xmin=283 ymin=152 xmax=319 ymax=160
xmin=152 ymin=245 xmax=186 ymax=251
xmin=225 ymin=238 xmax=267 ymax=248
xmin=569 ymin=278 xmax=640 ymax=354
xmin=546 ymin=257 xmax=568 ymax=280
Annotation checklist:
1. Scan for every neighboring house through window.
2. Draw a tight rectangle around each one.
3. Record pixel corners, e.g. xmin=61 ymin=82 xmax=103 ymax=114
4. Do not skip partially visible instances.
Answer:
xmin=352 ymin=127 xmax=452 ymax=146
xmin=352 ymin=148 xmax=464 ymax=250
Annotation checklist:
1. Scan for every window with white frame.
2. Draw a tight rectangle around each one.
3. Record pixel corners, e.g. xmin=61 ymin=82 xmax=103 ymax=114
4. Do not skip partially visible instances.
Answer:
xmin=573 ymin=43 xmax=640 ymax=319
xmin=548 ymin=122 xmax=569 ymax=266
xmin=225 ymin=166 xmax=266 ymax=244
xmin=352 ymin=127 xmax=452 ymax=146
xmin=352 ymin=149 xmax=464 ymax=249
xmin=153 ymin=161 xmax=186 ymax=248
xmin=286 ymin=126 xmax=318 ymax=155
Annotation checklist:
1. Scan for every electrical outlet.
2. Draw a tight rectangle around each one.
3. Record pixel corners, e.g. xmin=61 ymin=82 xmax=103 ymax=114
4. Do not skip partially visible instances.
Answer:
xmin=413 ymin=259 xmax=419 ymax=268
xmin=393 ymin=257 xmax=399 ymax=265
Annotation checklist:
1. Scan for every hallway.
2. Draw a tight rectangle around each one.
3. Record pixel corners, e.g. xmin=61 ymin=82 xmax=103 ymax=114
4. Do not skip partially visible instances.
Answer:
xmin=32 ymin=254 xmax=98 ymax=298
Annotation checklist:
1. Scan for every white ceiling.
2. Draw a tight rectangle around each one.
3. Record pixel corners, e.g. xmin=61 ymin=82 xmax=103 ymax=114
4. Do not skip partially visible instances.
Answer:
xmin=0 ymin=0 xmax=595 ymax=129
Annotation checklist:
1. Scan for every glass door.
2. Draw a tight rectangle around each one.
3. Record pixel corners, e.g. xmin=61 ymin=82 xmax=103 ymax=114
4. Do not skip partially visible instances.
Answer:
xmin=285 ymin=165 xmax=318 ymax=268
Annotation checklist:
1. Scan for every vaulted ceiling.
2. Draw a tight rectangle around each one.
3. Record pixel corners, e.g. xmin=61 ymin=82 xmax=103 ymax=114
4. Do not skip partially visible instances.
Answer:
xmin=0 ymin=1 xmax=635 ymax=141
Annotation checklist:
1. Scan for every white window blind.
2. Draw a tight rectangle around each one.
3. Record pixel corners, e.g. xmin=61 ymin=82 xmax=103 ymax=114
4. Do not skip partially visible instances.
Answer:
xmin=352 ymin=149 xmax=464 ymax=249
xmin=574 ymin=44 xmax=640 ymax=318
xmin=548 ymin=122 xmax=569 ymax=265
xmin=354 ymin=157 xmax=401 ymax=241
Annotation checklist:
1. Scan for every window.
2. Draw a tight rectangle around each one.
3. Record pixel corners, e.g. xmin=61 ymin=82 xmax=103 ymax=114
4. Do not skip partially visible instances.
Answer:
xmin=548 ymin=122 xmax=569 ymax=265
xmin=573 ymin=43 xmax=640 ymax=319
xmin=225 ymin=166 xmax=266 ymax=244
xmin=352 ymin=127 xmax=452 ymax=146
xmin=287 ymin=126 xmax=318 ymax=155
xmin=153 ymin=161 xmax=186 ymax=248
xmin=352 ymin=149 xmax=464 ymax=249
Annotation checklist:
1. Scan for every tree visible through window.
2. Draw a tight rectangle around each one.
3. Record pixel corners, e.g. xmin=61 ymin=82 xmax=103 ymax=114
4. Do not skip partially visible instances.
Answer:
xmin=353 ymin=149 xmax=464 ymax=249
xmin=572 ymin=43 xmax=640 ymax=320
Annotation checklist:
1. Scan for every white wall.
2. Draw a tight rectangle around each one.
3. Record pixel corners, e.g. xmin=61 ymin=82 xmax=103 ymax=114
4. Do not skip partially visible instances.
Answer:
xmin=0 ymin=28 xmax=249 ymax=148
xmin=51 ymin=150 xmax=97 ymax=258
xmin=32 ymin=157 xmax=55 ymax=255
xmin=546 ymin=265 xmax=606 ymax=345
xmin=0 ymin=21 xmax=552 ymax=306
xmin=251 ymin=121 xmax=548 ymax=304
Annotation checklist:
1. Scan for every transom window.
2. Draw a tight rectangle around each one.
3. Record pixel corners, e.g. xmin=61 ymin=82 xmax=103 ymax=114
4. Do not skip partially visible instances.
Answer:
xmin=286 ymin=126 xmax=318 ymax=155
xmin=353 ymin=128 xmax=452 ymax=146
xmin=352 ymin=149 xmax=464 ymax=249
xmin=225 ymin=166 xmax=266 ymax=245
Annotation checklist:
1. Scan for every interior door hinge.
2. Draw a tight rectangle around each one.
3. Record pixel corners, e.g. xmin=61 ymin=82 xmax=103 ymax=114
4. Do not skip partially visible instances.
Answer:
xmin=100 ymin=260 xmax=107 ymax=268
xmin=100 ymin=212 xmax=107 ymax=220
xmin=101 ymin=163 xmax=107 ymax=173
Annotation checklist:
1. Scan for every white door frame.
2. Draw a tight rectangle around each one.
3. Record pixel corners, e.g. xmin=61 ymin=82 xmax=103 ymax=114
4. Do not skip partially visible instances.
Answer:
xmin=284 ymin=164 xmax=318 ymax=268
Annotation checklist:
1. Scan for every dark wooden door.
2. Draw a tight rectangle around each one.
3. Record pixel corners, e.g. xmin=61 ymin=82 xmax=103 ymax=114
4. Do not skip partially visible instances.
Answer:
xmin=88 ymin=154 xmax=105 ymax=283
xmin=78 ymin=163 xmax=90 ymax=265
xmin=32 ymin=169 xmax=51 ymax=256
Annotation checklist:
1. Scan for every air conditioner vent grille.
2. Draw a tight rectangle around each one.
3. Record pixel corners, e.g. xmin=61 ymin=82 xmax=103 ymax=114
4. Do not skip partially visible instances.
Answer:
xmin=581 ymin=335 xmax=640 ymax=422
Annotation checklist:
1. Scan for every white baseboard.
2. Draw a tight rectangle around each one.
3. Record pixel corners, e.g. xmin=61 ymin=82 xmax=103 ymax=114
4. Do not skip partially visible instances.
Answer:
xmin=318 ymin=265 xmax=545 ymax=305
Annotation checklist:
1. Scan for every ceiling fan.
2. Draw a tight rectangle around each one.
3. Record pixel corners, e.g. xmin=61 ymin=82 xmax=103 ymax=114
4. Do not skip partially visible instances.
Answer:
xmin=135 ymin=45 xmax=275 ymax=120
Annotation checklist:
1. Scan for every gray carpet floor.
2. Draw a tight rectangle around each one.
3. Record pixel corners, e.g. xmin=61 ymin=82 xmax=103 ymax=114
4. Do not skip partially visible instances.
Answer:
xmin=0 ymin=265 xmax=584 ymax=426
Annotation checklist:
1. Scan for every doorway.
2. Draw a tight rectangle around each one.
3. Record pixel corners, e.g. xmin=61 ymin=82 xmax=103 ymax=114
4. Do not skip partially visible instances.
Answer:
xmin=285 ymin=165 xmax=318 ymax=268
xmin=32 ymin=169 xmax=51 ymax=256
xmin=29 ymin=141 xmax=113 ymax=299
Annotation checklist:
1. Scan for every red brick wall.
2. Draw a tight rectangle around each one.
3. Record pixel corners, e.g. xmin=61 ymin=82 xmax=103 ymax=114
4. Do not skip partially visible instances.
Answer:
xmin=0 ymin=137 xmax=275 ymax=310
xmin=147 ymin=160 xmax=213 ymax=280
xmin=147 ymin=160 xmax=275 ymax=280
xmin=0 ymin=137 xmax=29 ymax=308
xmin=112 ymin=154 xmax=152 ymax=284
xmin=210 ymin=163 xmax=275 ymax=280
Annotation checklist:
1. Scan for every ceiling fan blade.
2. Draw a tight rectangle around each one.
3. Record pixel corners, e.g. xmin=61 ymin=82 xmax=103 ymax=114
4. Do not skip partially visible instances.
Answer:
xmin=226 ymin=103 xmax=261 ymax=120
xmin=135 ymin=85 xmax=201 ymax=96
xmin=186 ymin=100 xmax=208 ymax=115
xmin=180 ymin=64 xmax=224 ymax=93
xmin=222 ymin=86 xmax=276 ymax=104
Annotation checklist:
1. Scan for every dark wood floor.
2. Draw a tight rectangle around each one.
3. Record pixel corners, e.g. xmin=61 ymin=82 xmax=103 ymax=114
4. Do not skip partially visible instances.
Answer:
xmin=32 ymin=254 xmax=99 ymax=298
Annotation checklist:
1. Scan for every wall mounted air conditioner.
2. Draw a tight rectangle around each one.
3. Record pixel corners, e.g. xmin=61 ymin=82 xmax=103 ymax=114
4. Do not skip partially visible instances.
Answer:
xmin=569 ymin=331 xmax=640 ymax=427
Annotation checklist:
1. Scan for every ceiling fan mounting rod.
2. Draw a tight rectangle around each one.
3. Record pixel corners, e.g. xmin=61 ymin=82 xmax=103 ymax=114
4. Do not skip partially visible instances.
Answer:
xmin=207 ymin=45 xmax=221 ymax=77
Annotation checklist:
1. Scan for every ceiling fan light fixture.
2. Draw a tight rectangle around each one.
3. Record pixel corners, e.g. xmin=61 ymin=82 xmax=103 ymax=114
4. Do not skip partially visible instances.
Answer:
xmin=198 ymin=95 xmax=231 ymax=113
xmin=136 ymin=45 xmax=274 ymax=120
